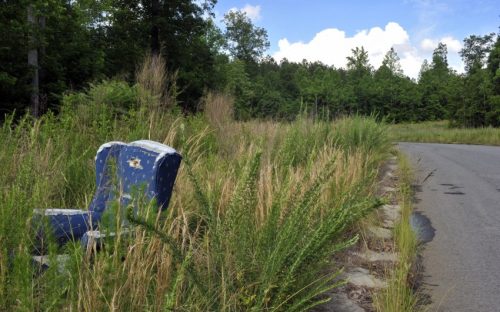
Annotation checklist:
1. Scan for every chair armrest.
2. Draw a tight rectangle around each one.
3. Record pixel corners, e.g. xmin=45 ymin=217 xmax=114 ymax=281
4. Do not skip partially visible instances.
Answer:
xmin=33 ymin=209 xmax=96 ymax=247
xmin=81 ymin=228 xmax=132 ymax=250
xmin=34 ymin=208 xmax=88 ymax=215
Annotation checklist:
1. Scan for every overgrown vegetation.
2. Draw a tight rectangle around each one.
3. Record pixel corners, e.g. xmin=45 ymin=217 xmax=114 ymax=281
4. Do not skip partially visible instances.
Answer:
xmin=374 ymin=154 xmax=418 ymax=312
xmin=390 ymin=121 xmax=500 ymax=145
xmin=0 ymin=57 xmax=392 ymax=311
xmin=2 ymin=1 xmax=499 ymax=128
xmin=1 ymin=1 xmax=496 ymax=310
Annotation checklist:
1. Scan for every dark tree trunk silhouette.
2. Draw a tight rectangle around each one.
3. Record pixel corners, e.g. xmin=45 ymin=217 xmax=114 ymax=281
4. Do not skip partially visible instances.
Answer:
xmin=151 ymin=0 xmax=160 ymax=56
xmin=28 ymin=5 xmax=39 ymax=117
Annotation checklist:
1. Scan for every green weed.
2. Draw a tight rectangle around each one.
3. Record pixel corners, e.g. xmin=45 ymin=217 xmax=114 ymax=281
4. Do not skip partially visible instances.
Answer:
xmin=390 ymin=120 xmax=500 ymax=145
xmin=0 ymin=59 xmax=391 ymax=311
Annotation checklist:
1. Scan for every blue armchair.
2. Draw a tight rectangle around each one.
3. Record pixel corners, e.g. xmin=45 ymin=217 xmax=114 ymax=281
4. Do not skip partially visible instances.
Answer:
xmin=34 ymin=140 xmax=182 ymax=250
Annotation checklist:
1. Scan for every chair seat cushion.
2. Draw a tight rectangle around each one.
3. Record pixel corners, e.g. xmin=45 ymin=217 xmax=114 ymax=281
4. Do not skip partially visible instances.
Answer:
xmin=34 ymin=209 xmax=98 ymax=246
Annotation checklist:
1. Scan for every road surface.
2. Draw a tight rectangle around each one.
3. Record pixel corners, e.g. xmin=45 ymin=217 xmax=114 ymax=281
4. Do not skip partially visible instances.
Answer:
xmin=398 ymin=143 xmax=500 ymax=312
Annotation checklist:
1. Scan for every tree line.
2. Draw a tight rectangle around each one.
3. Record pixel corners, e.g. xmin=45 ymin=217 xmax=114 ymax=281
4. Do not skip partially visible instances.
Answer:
xmin=1 ymin=0 xmax=499 ymax=127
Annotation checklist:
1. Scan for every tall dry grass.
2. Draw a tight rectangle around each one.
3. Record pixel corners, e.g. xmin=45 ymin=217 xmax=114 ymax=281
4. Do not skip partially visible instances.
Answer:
xmin=0 ymin=56 xmax=391 ymax=311
xmin=373 ymin=154 xmax=418 ymax=312
xmin=136 ymin=54 xmax=177 ymax=112
xmin=203 ymin=91 xmax=234 ymax=129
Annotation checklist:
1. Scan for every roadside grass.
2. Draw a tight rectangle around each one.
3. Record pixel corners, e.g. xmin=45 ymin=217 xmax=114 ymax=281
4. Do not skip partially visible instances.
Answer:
xmin=374 ymin=153 xmax=419 ymax=312
xmin=390 ymin=121 xmax=500 ymax=146
xmin=0 ymin=58 xmax=392 ymax=311
xmin=0 ymin=102 xmax=387 ymax=311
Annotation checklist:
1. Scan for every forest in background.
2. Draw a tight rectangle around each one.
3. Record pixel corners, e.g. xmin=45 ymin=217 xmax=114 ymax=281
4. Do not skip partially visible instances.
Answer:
xmin=2 ymin=2 xmax=491 ymax=310
xmin=1 ymin=0 xmax=499 ymax=127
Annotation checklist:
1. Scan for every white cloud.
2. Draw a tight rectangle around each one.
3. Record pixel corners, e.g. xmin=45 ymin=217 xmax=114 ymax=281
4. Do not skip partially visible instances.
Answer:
xmin=420 ymin=36 xmax=462 ymax=52
xmin=442 ymin=37 xmax=462 ymax=53
xmin=229 ymin=4 xmax=261 ymax=21
xmin=417 ymin=36 xmax=464 ymax=73
xmin=420 ymin=38 xmax=436 ymax=51
xmin=272 ymin=22 xmax=464 ymax=79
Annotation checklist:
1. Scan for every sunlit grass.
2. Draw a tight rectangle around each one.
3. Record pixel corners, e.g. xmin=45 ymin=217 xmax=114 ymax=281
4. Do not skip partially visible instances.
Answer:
xmin=374 ymin=153 xmax=418 ymax=312
xmin=390 ymin=120 xmax=500 ymax=145
xmin=0 ymin=57 xmax=392 ymax=311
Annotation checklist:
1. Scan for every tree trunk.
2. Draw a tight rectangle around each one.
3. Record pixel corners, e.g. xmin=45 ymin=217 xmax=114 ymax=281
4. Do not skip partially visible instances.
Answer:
xmin=28 ymin=5 xmax=39 ymax=118
xmin=151 ymin=0 xmax=160 ymax=56
xmin=38 ymin=15 xmax=46 ymax=113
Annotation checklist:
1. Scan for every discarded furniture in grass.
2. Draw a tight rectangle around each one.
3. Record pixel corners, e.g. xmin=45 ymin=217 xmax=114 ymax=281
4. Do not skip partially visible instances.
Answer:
xmin=33 ymin=140 xmax=182 ymax=256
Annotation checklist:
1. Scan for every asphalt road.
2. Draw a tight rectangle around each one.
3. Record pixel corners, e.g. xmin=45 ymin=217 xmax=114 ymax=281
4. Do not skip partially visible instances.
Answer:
xmin=398 ymin=143 xmax=500 ymax=312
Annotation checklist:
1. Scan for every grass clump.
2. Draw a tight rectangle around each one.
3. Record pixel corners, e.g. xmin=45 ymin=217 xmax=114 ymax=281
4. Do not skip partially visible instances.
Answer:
xmin=374 ymin=153 xmax=419 ymax=312
xmin=390 ymin=120 xmax=500 ymax=145
xmin=0 ymin=58 xmax=391 ymax=311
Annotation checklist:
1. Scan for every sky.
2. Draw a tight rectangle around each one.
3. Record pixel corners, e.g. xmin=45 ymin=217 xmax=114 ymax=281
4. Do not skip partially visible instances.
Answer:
xmin=213 ymin=0 xmax=499 ymax=78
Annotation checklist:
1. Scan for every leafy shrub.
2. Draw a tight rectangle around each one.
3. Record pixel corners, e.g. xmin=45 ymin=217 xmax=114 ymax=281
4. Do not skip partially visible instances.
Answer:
xmin=0 ymin=76 xmax=389 ymax=310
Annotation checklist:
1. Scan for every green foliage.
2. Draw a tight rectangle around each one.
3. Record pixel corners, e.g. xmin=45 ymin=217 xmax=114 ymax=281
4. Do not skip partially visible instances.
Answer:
xmin=447 ymin=33 xmax=499 ymax=127
xmin=460 ymin=33 xmax=496 ymax=72
xmin=225 ymin=60 xmax=255 ymax=120
xmin=390 ymin=120 xmax=500 ymax=145
xmin=347 ymin=46 xmax=372 ymax=73
xmin=417 ymin=43 xmax=452 ymax=121
xmin=147 ymin=140 xmax=382 ymax=311
xmin=331 ymin=116 xmax=390 ymax=155
xmin=373 ymin=50 xmax=417 ymax=122
xmin=381 ymin=47 xmax=403 ymax=76
xmin=374 ymin=154 xmax=418 ymax=312
xmin=0 ymin=1 xmax=31 ymax=114
xmin=222 ymin=30 xmax=500 ymax=127
xmin=0 ymin=79 xmax=389 ymax=311
xmin=275 ymin=118 xmax=322 ymax=168
xmin=1 ymin=0 xmax=498 ymax=128
xmin=0 ymin=0 xmax=220 ymax=115
xmin=223 ymin=10 xmax=270 ymax=63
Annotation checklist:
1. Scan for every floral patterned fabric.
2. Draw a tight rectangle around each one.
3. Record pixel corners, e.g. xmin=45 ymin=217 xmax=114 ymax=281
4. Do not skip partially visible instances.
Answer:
xmin=35 ymin=140 xmax=181 ymax=249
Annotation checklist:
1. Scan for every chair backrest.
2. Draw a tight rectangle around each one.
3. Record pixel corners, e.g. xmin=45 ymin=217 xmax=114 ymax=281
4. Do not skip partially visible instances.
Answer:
xmin=118 ymin=140 xmax=182 ymax=210
xmin=94 ymin=141 xmax=126 ymax=187
xmin=90 ymin=141 xmax=126 ymax=215
xmin=89 ymin=140 xmax=181 ymax=215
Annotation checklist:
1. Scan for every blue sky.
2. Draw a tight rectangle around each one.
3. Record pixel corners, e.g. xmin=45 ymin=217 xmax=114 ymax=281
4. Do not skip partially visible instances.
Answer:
xmin=214 ymin=0 xmax=499 ymax=78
